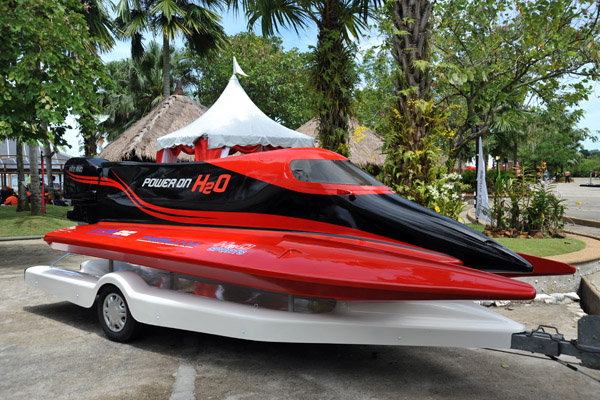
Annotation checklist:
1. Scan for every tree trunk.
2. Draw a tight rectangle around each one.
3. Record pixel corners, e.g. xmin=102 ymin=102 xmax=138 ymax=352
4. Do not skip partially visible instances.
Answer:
xmin=83 ymin=132 xmax=96 ymax=156
xmin=28 ymin=144 xmax=42 ymax=216
xmin=78 ymin=113 xmax=99 ymax=157
xmin=163 ymin=34 xmax=171 ymax=99
xmin=457 ymin=152 xmax=464 ymax=173
xmin=16 ymin=137 xmax=30 ymax=212
xmin=513 ymin=136 xmax=518 ymax=173
xmin=311 ymin=1 xmax=354 ymax=157
xmin=44 ymin=143 xmax=54 ymax=201
xmin=383 ymin=0 xmax=436 ymax=203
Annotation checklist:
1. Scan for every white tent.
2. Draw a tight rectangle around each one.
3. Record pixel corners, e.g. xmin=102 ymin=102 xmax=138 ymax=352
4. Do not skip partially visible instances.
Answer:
xmin=156 ymin=59 xmax=314 ymax=162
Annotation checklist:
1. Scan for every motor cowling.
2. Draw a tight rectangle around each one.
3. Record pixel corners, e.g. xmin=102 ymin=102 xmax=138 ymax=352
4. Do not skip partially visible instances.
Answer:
xmin=64 ymin=157 xmax=107 ymax=223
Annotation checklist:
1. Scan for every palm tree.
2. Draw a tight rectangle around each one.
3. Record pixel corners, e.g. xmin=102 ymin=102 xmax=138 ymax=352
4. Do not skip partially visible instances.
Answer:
xmin=489 ymin=107 xmax=532 ymax=170
xmin=61 ymin=0 xmax=116 ymax=159
xmin=102 ymin=41 xmax=195 ymax=140
xmin=237 ymin=0 xmax=381 ymax=156
xmin=81 ymin=0 xmax=116 ymax=55
xmin=115 ymin=0 xmax=228 ymax=99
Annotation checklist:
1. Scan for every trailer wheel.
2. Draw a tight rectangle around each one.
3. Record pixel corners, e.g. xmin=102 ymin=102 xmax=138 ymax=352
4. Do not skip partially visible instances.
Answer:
xmin=97 ymin=286 xmax=139 ymax=342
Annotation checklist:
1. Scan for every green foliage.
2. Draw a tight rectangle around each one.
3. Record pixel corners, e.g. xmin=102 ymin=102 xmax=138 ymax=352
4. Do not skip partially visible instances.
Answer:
xmin=354 ymin=47 xmax=395 ymax=128
xmin=377 ymin=0 xmax=455 ymax=205
xmin=486 ymin=169 xmax=515 ymax=188
xmin=192 ymin=33 xmax=312 ymax=129
xmin=518 ymin=103 xmax=589 ymax=174
xmin=82 ymin=0 xmax=115 ymax=54
xmin=434 ymin=0 xmax=600 ymax=159
xmin=526 ymin=181 xmax=566 ymax=233
xmin=242 ymin=0 xmax=379 ymax=42
xmin=460 ymin=168 xmax=515 ymax=192
xmin=487 ymin=176 xmax=566 ymax=236
xmin=460 ymin=169 xmax=477 ymax=191
xmin=573 ymin=152 xmax=600 ymax=177
xmin=240 ymin=0 xmax=381 ymax=154
xmin=115 ymin=0 xmax=228 ymax=97
xmin=350 ymin=0 xmax=599 ymax=198
xmin=0 ymin=0 xmax=110 ymax=146
xmin=101 ymin=42 xmax=193 ymax=140
xmin=380 ymin=100 xmax=451 ymax=205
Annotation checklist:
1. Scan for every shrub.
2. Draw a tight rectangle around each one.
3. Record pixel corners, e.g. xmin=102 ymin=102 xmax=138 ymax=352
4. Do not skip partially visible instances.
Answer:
xmin=460 ymin=169 xmax=476 ymax=192
xmin=486 ymin=176 xmax=566 ymax=236
xmin=461 ymin=169 xmax=516 ymax=193
xmin=424 ymin=173 xmax=469 ymax=221
xmin=573 ymin=157 xmax=600 ymax=177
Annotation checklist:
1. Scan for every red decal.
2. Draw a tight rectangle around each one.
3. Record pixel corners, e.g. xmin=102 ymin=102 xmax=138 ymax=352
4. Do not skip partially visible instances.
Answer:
xmin=213 ymin=175 xmax=231 ymax=193
xmin=191 ymin=174 xmax=210 ymax=192
xmin=192 ymin=174 xmax=231 ymax=194
xmin=202 ymin=182 xmax=215 ymax=194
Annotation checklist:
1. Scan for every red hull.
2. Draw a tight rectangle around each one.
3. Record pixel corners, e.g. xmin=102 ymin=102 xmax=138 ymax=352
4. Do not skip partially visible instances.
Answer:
xmin=45 ymin=222 xmax=536 ymax=301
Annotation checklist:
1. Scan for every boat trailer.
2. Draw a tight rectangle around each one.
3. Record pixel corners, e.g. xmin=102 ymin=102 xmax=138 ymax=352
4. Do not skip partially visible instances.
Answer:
xmin=25 ymin=256 xmax=600 ymax=370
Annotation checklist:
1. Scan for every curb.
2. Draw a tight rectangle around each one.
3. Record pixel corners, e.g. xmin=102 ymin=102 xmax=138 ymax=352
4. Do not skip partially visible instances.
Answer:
xmin=565 ymin=216 xmax=600 ymax=229
xmin=0 ymin=235 xmax=44 ymax=242
xmin=580 ymin=276 xmax=600 ymax=315
xmin=564 ymin=229 xmax=600 ymax=241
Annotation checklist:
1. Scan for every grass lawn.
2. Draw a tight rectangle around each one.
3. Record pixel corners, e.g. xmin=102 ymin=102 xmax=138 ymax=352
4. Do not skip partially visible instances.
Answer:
xmin=467 ymin=223 xmax=585 ymax=257
xmin=0 ymin=205 xmax=76 ymax=237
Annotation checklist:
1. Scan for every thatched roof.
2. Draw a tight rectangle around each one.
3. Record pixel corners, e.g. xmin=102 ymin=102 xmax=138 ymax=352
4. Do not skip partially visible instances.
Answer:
xmin=296 ymin=118 xmax=386 ymax=167
xmin=100 ymin=94 xmax=208 ymax=162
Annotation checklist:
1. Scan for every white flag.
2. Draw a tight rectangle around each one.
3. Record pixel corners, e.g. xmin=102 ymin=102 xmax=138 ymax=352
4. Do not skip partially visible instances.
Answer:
xmin=475 ymin=138 xmax=491 ymax=224
xmin=233 ymin=57 xmax=248 ymax=77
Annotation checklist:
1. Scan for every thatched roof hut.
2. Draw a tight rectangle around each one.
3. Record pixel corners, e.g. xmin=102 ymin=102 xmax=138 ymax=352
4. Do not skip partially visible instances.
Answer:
xmin=296 ymin=118 xmax=386 ymax=167
xmin=100 ymin=94 xmax=208 ymax=162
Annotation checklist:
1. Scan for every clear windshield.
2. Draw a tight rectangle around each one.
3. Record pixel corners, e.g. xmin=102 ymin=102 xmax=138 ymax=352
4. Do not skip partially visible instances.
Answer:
xmin=290 ymin=159 xmax=382 ymax=186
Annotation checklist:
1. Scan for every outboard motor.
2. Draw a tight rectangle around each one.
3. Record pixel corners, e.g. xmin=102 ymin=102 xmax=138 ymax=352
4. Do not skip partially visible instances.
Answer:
xmin=64 ymin=157 xmax=107 ymax=223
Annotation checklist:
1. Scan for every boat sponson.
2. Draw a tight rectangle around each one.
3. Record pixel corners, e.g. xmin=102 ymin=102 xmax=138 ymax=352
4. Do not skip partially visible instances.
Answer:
xmin=44 ymin=222 xmax=536 ymax=301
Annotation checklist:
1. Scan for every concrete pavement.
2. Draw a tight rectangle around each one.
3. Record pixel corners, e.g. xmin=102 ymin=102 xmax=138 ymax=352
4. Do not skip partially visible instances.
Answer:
xmin=555 ymin=178 xmax=600 ymax=315
xmin=558 ymin=177 xmax=600 ymax=223
xmin=2 ymin=239 xmax=600 ymax=399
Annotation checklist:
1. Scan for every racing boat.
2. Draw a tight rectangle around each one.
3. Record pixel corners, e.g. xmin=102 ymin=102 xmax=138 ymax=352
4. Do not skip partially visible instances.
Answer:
xmin=42 ymin=147 xmax=574 ymax=302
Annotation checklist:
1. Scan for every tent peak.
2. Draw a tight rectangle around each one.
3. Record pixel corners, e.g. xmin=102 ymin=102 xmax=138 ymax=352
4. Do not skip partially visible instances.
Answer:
xmin=233 ymin=56 xmax=248 ymax=77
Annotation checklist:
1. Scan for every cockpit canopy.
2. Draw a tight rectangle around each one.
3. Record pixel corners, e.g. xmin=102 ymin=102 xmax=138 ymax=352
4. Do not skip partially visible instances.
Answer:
xmin=290 ymin=159 xmax=382 ymax=186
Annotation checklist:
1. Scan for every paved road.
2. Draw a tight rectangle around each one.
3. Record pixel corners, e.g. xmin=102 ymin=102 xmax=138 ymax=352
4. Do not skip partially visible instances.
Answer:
xmin=2 ymin=239 xmax=599 ymax=399
xmin=559 ymin=177 xmax=600 ymax=221
xmin=558 ymin=177 xmax=600 ymax=237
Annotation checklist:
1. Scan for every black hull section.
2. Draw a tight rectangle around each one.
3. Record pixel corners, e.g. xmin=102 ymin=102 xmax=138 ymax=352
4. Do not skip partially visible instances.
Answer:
xmin=64 ymin=157 xmax=532 ymax=274
xmin=343 ymin=194 xmax=530 ymax=273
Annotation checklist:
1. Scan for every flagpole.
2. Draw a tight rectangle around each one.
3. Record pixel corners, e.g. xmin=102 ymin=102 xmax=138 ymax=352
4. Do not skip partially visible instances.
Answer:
xmin=474 ymin=127 xmax=479 ymax=221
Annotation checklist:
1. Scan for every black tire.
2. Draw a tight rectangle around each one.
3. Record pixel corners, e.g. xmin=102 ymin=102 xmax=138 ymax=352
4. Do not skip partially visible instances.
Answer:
xmin=97 ymin=286 xmax=140 ymax=342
